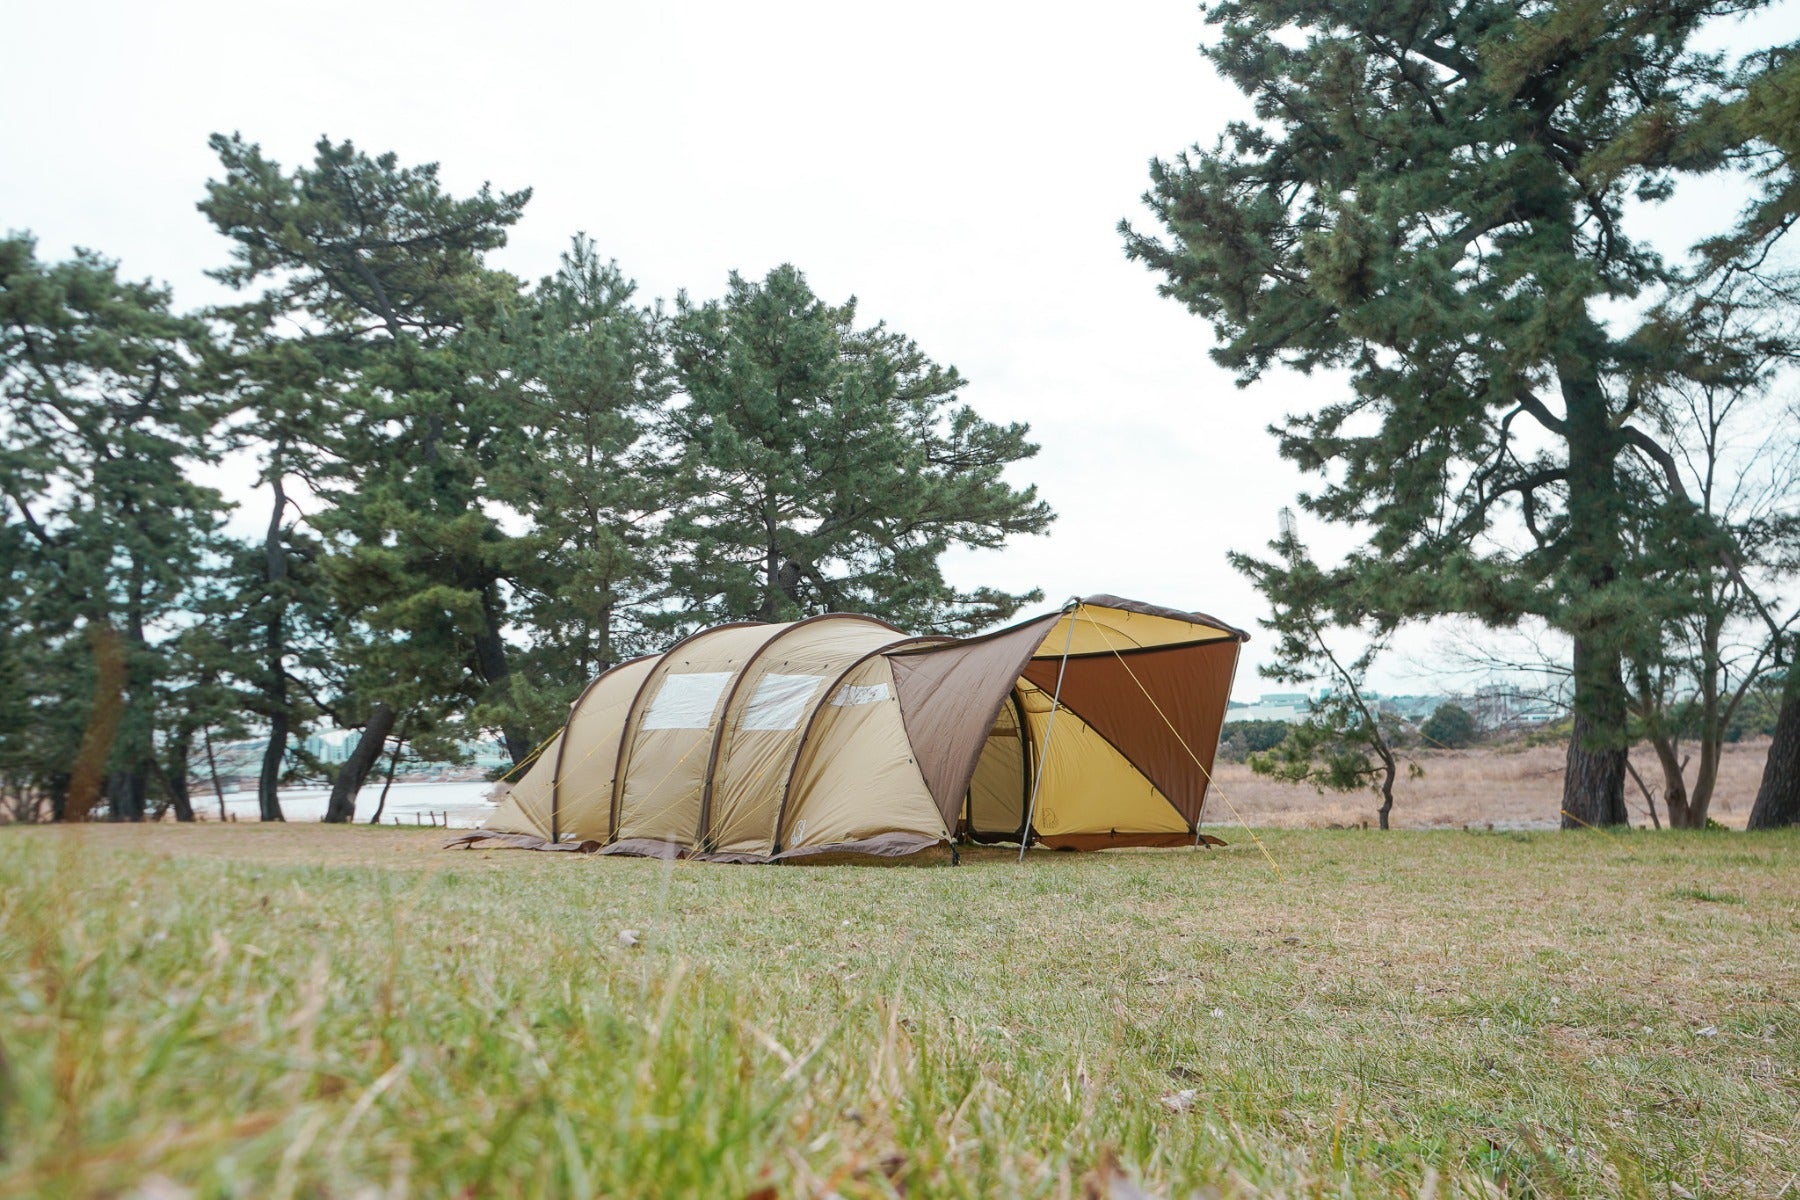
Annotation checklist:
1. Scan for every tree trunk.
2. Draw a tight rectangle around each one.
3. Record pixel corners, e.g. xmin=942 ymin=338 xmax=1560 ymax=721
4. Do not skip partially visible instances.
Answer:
xmin=1689 ymin=619 xmax=1725 ymax=827
xmin=369 ymin=724 xmax=408 ymax=824
xmin=325 ymin=702 xmax=396 ymax=823
xmin=473 ymin=580 xmax=531 ymax=766
xmin=1562 ymin=642 xmax=1629 ymax=829
xmin=1558 ymin=333 xmax=1630 ymax=830
xmin=1687 ymin=736 xmax=1721 ymax=828
xmin=107 ymin=769 xmax=147 ymax=822
xmin=202 ymin=726 xmax=228 ymax=820
xmin=589 ymin=601 xmax=615 ymax=681
xmin=164 ymin=731 xmax=196 ymax=822
xmin=1748 ymin=659 xmax=1800 ymax=829
xmin=65 ymin=624 xmax=127 ymax=822
xmin=1651 ymin=736 xmax=1694 ymax=828
xmin=760 ymin=511 xmax=781 ymax=622
xmin=259 ymin=451 xmax=290 ymax=823
xmin=1376 ymin=758 xmax=1395 ymax=831
xmin=258 ymin=711 xmax=288 ymax=821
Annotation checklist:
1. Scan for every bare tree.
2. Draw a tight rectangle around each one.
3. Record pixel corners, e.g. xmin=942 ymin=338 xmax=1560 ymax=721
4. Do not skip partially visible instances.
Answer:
xmin=1622 ymin=306 xmax=1800 ymax=827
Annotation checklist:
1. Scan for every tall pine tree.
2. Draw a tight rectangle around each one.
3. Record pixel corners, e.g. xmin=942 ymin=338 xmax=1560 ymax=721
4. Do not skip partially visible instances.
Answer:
xmin=210 ymin=315 xmax=340 ymax=820
xmin=200 ymin=135 xmax=534 ymax=817
xmin=1705 ymin=41 xmax=1800 ymax=830
xmin=475 ymin=236 xmax=673 ymax=742
xmin=0 ymin=234 xmax=226 ymax=821
xmin=1125 ymin=0 xmax=1790 ymax=827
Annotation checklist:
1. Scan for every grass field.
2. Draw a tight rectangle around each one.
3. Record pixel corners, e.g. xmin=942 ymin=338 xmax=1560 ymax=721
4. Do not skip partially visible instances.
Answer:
xmin=2 ymin=824 xmax=1796 ymax=1198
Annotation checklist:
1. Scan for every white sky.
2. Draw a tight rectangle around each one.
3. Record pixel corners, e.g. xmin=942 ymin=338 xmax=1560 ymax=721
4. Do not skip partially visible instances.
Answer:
xmin=5 ymin=1 xmax=1795 ymax=699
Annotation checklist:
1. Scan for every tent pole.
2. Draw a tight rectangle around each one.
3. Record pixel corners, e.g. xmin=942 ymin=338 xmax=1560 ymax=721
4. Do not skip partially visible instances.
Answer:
xmin=1018 ymin=602 xmax=1078 ymax=863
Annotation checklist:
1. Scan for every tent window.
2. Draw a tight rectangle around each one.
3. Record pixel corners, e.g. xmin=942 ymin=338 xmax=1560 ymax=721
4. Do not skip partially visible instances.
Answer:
xmin=641 ymin=672 xmax=732 ymax=730
xmin=830 ymin=683 xmax=890 ymax=707
xmin=741 ymin=673 xmax=823 ymax=731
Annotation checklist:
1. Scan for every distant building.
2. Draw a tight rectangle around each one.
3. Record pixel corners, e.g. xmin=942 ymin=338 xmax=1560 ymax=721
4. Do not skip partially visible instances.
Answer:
xmin=1380 ymin=694 xmax=1450 ymax=723
xmin=1228 ymin=692 xmax=1315 ymax=724
xmin=455 ymin=738 xmax=512 ymax=772
xmin=300 ymin=731 xmax=356 ymax=764
xmin=1471 ymin=683 xmax=1562 ymax=728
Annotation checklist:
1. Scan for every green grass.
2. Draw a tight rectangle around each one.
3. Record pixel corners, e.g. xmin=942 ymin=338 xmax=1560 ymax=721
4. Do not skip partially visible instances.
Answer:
xmin=1 ymin=824 xmax=1796 ymax=1198
xmin=1665 ymin=885 xmax=1747 ymax=905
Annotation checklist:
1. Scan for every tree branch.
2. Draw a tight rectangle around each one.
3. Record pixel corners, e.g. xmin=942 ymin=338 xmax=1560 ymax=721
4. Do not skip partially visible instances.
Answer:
xmin=1620 ymin=423 xmax=1689 ymax=502
xmin=1516 ymin=391 xmax=1567 ymax=436
xmin=1 ymin=484 xmax=55 ymax=547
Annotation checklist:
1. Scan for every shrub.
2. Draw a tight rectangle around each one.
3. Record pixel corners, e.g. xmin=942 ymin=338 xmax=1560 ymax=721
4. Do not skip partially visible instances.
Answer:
xmin=1220 ymin=719 xmax=1291 ymax=755
xmin=1421 ymin=703 xmax=1478 ymax=749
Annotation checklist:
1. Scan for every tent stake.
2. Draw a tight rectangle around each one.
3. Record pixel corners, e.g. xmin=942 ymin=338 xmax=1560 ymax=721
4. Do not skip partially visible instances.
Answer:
xmin=1018 ymin=602 xmax=1078 ymax=863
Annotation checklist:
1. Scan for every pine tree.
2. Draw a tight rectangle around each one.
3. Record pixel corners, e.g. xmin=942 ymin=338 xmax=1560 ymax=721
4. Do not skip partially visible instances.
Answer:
xmin=200 ymin=134 xmax=535 ymax=816
xmin=0 ymin=234 xmax=227 ymax=821
xmin=1232 ymin=516 xmax=1414 ymax=829
xmin=664 ymin=265 xmax=1053 ymax=635
xmin=1124 ymin=1 xmax=1789 ymax=828
xmin=476 ymin=237 xmax=673 ymax=742
xmin=209 ymin=315 xmax=340 ymax=820
xmin=1704 ymin=42 xmax=1800 ymax=829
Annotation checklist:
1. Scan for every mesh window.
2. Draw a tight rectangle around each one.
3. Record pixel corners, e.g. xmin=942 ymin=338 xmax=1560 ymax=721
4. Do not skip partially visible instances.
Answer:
xmin=741 ymin=674 xmax=824 ymax=731
xmin=641 ymin=672 xmax=733 ymax=730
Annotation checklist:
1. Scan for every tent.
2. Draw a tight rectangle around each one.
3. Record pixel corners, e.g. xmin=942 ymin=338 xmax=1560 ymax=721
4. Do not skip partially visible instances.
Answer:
xmin=451 ymin=595 xmax=1246 ymax=862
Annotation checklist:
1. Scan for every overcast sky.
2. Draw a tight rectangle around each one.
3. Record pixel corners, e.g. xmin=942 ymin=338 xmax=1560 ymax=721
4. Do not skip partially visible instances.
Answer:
xmin=5 ymin=1 xmax=1795 ymax=698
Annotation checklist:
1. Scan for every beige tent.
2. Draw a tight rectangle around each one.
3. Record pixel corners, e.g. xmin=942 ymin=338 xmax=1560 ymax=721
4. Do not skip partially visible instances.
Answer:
xmin=451 ymin=596 xmax=1246 ymax=862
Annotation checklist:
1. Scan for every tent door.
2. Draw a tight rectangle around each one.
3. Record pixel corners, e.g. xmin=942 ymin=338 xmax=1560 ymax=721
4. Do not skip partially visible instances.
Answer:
xmin=964 ymin=689 xmax=1031 ymax=844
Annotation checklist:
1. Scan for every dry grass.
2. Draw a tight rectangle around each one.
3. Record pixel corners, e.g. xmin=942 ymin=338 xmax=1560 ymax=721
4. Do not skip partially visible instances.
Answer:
xmin=2 ymin=822 xmax=1797 ymax=1197
xmin=1210 ymin=739 xmax=1775 ymax=831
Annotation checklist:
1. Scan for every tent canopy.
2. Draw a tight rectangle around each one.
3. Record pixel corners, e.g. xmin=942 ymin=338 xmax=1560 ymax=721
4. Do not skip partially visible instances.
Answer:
xmin=454 ymin=595 xmax=1245 ymax=862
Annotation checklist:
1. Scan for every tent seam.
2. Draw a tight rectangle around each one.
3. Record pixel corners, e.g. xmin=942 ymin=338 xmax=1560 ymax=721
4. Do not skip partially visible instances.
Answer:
xmin=606 ymin=621 xmax=765 ymax=845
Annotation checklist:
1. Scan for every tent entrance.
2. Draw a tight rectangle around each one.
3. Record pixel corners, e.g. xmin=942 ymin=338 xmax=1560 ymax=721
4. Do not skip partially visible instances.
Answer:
xmin=961 ymin=690 xmax=1030 ymax=843
xmin=960 ymin=675 xmax=1195 ymax=849
xmin=958 ymin=674 xmax=1195 ymax=848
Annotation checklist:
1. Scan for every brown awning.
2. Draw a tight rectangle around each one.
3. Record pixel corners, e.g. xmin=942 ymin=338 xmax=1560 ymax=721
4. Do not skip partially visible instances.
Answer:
xmin=886 ymin=611 xmax=1062 ymax=828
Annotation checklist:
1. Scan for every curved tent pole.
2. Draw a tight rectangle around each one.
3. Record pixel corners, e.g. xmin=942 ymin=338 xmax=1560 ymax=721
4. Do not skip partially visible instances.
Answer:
xmin=542 ymin=656 xmax=654 ymax=844
xmin=1018 ymin=600 xmax=1079 ymax=863
xmin=1009 ymin=689 xmax=1032 ymax=843
xmin=603 ymin=622 xmax=765 ymax=844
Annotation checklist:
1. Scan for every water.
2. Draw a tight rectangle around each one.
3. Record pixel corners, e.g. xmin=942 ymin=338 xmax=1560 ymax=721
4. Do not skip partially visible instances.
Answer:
xmin=198 ymin=780 xmax=499 ymax=828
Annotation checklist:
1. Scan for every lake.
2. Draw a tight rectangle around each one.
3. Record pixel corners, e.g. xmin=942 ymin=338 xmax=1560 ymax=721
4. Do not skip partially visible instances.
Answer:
xmin=197 ymin=780 xmax=499 ymax=828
